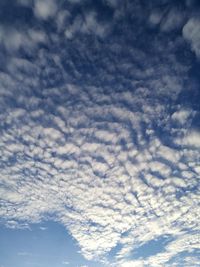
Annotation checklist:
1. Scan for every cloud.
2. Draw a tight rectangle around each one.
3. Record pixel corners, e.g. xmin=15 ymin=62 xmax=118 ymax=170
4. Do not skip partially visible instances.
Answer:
xmin=65 ymin=11 xmax=110 ymax=39
xmin=171 ymin=109 xmax=193 ymax=125
xmin=183 ymin=17 xmax=200 ymax=59
xmin=149 ymin=9 xmax=163 ymax=27
xmin=0 ymin=1 xmax=199 ymax=267
xmin=62 ymin=261 xmax=69 ymax=265
xmin=160 ymin=8 xmax=186 ymax=32
xmin=0 ymin=26 xmax=23 ymax=52
xmin=104 ymin=0 xmax=121 ymax=8
xmin=18 ymin=252 xmax=32 ymax=256
xmin=176 ymin=130 xmax=200 ymax=148
xmin=0 ymin=26 xmax=47 ymax=53
xmin=17 ymin=0 xmax=32 ymax=6
xmin=34 ymin=0 xmax=58 ymax=20
xmin=0 ymin=63 xmax=199 ymax=265
xmin=39 ymin=226 xmax=47 ymax=230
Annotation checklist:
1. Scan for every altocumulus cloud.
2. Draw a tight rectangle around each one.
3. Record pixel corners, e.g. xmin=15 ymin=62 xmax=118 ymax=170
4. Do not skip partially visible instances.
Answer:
xmin=0 ymin=0 xmax=200 ymax=266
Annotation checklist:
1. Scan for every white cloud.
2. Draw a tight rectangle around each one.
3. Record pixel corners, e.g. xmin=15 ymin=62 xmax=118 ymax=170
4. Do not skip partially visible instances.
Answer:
xmin=65 ymin=11 xmax=110 ymax=39
xmin=34 ymin=0 xmax=58 ymax=20
xmin=0 ymin=3 xmax=199 ymax=266
xmin=17 ymin=0 xmax=32 ymax=6
xmin=39 ymin=226 xmax=47 ymax=231
xmin=0 ymin=26 xmax=23 ymax=51
xmin=160 ymin=8 xmax=185 ymax=32
xmin=0 ymin=26 xmax=47 ymax=53
xmin=105 ymin=0 xmax=120 ymax=8
xmin=183 ymin=17 xmax=200 ymax=58
xmin=176 ymin=130 xmax=200 ymax=148
xmin=171 ymin=109 xmax=193 ymax=125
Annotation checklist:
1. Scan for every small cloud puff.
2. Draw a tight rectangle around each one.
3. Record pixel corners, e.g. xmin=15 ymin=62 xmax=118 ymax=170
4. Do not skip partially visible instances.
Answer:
xmin=65 ymin=12 xmax=110 ymax=39
xmin=171 ymin=109 xmax=193 ymax=125
xmin=39 ymin=226 xmax=48 ymax=230
xmin=0 ymin=26 xmax=47 ymax=52
xmin=183 ymin=131 xmax=200 ymax=147
xmin=183 ymin=17 xmax=200 ymax=59
xmin=160 ymin=8 xmax=185 ymax=32
xmin=34 ymin=0 xmax=58 ymax=20
xmin=62 ymin=261 xmax=69 ymax=265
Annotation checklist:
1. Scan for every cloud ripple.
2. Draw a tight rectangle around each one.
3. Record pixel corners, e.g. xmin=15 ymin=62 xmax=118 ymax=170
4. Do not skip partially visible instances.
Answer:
xmin=0 ymin=1 xmax=200 ymax=266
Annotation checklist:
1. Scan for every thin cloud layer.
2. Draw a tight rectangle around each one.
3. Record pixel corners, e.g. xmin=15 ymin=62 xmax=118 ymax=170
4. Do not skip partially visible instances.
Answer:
xmin=0 ymin=1 xmax=200 ymax=267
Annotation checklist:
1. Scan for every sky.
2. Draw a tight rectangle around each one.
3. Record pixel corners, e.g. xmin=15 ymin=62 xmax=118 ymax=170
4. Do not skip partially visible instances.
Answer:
xmin=0 ymin=0 xmax=200 ymax=267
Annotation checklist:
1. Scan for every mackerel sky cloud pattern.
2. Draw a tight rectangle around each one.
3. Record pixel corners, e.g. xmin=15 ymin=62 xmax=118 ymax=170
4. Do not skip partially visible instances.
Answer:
xmin=0 ymin=1 xmax=200 ymax=267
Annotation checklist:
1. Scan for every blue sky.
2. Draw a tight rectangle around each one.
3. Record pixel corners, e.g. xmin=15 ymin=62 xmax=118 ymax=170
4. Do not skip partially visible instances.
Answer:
xmin=0 ymin=0 xmax=200 ymax=267
xmin=0 ymin=221 xmax=105 ymax=267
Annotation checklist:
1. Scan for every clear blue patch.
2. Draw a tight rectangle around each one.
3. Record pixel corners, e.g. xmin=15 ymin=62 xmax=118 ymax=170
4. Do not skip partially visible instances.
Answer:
xmin=130 ymin=235 xmax=173 ymax=259
xmin=166 ymin=249 xmax=200 ymax=266
xmin=107 ymin=243 xmax=123 ymax=259
xmin=0 ymin=221 xmax=105 ymax=267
